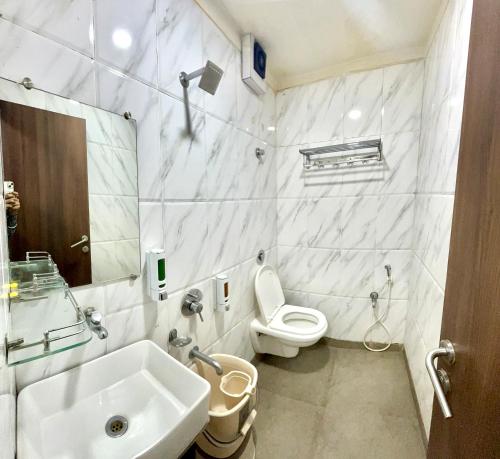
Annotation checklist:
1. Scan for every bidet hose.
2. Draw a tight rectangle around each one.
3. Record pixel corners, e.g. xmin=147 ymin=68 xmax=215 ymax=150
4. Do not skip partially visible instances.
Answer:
xmin=363 ymin=277 xmax=393 ymax=352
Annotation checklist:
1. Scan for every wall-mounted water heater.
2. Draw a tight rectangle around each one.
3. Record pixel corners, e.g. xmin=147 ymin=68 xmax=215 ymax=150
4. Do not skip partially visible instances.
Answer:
xmin=241 ymin=34 xmax=267 ymax=96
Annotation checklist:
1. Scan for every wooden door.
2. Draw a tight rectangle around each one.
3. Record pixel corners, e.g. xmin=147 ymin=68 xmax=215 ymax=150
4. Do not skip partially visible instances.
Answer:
xmin=0 ymin=100 xmax=91 ymax=287
xmin=427 ymin=0 xmax=500 ymax=456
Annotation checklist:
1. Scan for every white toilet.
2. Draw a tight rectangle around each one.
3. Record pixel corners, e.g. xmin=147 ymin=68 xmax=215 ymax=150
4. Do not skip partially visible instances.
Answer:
xmin=250 ymin=265 xmax=328 ymax=358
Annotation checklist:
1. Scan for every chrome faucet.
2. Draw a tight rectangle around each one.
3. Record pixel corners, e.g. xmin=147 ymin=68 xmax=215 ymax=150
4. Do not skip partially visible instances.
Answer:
xmin=84 ymin=307 xmax=108 ymax=339
xmin=189 ymin=346 xmax=223 ymax=375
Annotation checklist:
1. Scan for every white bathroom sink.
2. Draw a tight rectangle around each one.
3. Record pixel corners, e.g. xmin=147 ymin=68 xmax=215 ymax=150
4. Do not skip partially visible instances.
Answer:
xmin=17 ymin=340 xmax=210 ymax=459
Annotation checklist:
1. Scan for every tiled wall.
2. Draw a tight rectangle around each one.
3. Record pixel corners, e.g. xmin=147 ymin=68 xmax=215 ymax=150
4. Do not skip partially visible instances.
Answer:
xmin=0 ymin=1 xmax=276 ymax=455
xmin=275 ymin=61 xmax=423 ymax=344
xmin=405 ymin=0 xmax=473 ymax=438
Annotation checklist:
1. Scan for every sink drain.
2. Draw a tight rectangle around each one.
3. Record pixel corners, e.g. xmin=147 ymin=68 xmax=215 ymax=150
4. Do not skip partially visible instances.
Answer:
xmin=105 ymin=415 xmax=128 ymax=438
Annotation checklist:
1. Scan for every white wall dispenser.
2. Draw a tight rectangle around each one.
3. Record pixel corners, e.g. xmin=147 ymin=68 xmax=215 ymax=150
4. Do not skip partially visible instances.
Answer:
xmin=241 ymin=34 xmax=267 ymax=96
xmin=215 ymin=273 xmax=230 ymax=312
xmin=146 ymin=249 xmax=168 ymax=301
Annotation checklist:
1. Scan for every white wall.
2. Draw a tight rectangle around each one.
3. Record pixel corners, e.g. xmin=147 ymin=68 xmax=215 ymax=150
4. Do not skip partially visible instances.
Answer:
xmin=0 ymin=1 xmax=276 ymax=456
xmin=275 ymin=61 xmax=423 ymax=344
xmin=405 ymin=0 xmax=473 ymax=438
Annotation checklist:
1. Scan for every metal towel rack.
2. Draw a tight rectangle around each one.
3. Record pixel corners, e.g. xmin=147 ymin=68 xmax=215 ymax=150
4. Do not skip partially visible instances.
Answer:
xmin=299 ymin=139 xmax=383 ymax=170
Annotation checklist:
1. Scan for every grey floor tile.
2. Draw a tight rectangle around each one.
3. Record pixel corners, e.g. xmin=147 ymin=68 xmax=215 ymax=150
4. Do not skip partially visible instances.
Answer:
xmin=255 ymin=341 xmax=336 ymax=406
xmin=254 ymin=388 xmax=323 ymax=459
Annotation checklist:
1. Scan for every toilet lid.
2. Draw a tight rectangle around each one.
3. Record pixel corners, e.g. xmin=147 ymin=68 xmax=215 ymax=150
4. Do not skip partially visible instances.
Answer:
xmin=254 ymin=265 xmax=285 ymax=322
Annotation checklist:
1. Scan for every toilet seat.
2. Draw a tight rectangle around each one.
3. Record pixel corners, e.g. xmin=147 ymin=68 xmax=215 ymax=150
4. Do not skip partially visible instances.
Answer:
xmin=269 ymin=305 xmax=327 ymax=336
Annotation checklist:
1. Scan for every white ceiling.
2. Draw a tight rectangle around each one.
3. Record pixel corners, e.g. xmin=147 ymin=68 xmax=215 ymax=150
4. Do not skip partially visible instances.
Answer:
xmin=197 ymin=0 xmax=446 ymax=89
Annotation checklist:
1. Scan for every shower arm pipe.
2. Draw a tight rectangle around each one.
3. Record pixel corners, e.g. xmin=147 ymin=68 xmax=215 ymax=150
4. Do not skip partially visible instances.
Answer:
xmin=180 ymin=67 xmax=205 ymax=85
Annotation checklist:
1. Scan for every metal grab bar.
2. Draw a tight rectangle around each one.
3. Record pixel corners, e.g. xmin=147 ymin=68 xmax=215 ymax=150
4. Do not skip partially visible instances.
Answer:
xmin=425 ymin=339 xmax=456 ymax=418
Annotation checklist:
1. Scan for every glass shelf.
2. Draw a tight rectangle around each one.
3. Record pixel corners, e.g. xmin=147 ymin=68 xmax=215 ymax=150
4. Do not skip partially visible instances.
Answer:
xmin=6 ymin=254 xmax=92 ymax=366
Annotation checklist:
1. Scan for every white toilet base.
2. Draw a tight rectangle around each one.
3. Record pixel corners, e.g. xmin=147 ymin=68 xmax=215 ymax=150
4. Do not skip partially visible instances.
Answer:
xmin=250 ymin=327 xmax=325 ymax=358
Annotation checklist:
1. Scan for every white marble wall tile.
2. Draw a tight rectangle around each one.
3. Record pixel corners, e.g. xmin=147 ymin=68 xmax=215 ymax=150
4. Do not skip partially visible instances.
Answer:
xmin=0 ymin=394 xmax=15 ymax=459
xmin=239 ymin=200 xmax=276 ymax=261
xmin=104 ymin=277 xmax=149 ymax=314
xmin=157 ymin=0 xmax=204 ymax=107
xmin=82 ymin=104 xmax=113 ymax=144
xmin=260 ymin=88 xmax=277 ymax=144
xmin=160 ymin=94 xmax=207 ymax=200
xmin=277 ymin=246 xmax=310 ymax=291
xmin=202 ymin=18 xmax=237 ymax=123
xmin=206 ymin=116 xmax=239 ymax=199
xmin=114 ymin=148 xmax=138 ymax=196
xmin=256 ymin=143 xmax=277 ymax=199
xmin=111 ymin=116 xmax=136 ymax=151
xmin=235 ymin=258 xmax=260 ymax=317
xmin=87 ymin=143 xmax=117 ymax=195
xmin=0 ymin=19 xmax=95 ymax=105
xmin=283 ymin=289 xmax=310 ymax=308
xmin=376 ymin=195 xmax=414 ymax=249
xmin=208 ymin=201 xmax=241 ymax=274
xmin=96 ymin=65 xmax=162 ymax=200
xmin=237 ymin=132 xmax=259 ymax=199
xmin=0 ymin=0 xmax=93 ymax=56
xmin=382 ymin=61 xmax=424 ymax=134
xmin=341 ymin=196 xmax=377 ymax=249
xmin=114 ymin=239 xmax=141 ymax=279
xmin=276 ymin=146 xmax=306 ymax=198
xmin=380 ymin=131 xmax=419 ymax=195
xmin=105 ymin=302 xmax=157 ymax=352
xmin=344 ymin=69 xmax=383 ymax=139
xmin=237 ymin=75 xmax=263 ymax=137
xmin=44 ymin=93 xmax=83 ymax=117
xmin=306 ymin=248 xmax=342 ymax=296
xmin=337 ymin=250 xmax=375 ymax=297
xmin=307 ymin=198 xmax=342 ymax=248
xmin=94 ymin=0 xmax=157 ymax=85
xmin=277 ymin=199 xmax=308 ymax=247
xmin=163 ymin=202 xmax=210 ymax=292
xmin=276 ymin=85 xmax=308 ymax=146
xmin=306 ymin=76 xmax=344 ymax=143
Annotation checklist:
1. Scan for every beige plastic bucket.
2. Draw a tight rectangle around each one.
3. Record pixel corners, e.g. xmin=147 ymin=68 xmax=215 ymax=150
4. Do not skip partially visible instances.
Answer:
xmin=193 ymin=354 xmax=258 ymax=456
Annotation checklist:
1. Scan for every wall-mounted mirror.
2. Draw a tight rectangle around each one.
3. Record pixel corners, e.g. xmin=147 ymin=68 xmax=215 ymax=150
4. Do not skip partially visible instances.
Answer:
xmin=0 ymin=78 xmax=140 ymax=287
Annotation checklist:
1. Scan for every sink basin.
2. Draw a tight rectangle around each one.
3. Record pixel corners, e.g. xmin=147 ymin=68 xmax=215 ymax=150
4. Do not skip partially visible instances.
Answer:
xmin=17 ymin=340 xmax=210 ymax=459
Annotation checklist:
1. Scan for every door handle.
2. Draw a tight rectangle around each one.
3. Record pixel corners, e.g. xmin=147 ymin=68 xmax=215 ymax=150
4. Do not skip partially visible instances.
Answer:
xmin=425 ymin=339 xmax=455 ymax=419
xmin=70 ymin=235 xmax=89 ymax=248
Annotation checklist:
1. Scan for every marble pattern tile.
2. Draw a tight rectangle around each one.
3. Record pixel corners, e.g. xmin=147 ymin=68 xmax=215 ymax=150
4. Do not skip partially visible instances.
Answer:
xmin=96 ymin=64 xmax=162 ymax=200
xmin=163 ymin=202 xmax=210 ymax=292
xmin=308 ymin=198 xmax=342 ymax=248
xmin=276 ymin=146 xmax=306 ymax=198
xmin=0 ymin=0 xmax=94 ymax=56
xmin=260 ymin=88 xmax=277 ymax=144
xmin=380 ymin=131 xmax=419 ymax=195
xmin=237 ymin=73 xmax=263 ymax=137
xmin=202 ymin=17 xmax=237 ymax=123
xmin=341 ymin=196 xmax=377 ymax=249
xmin=277 ymin=246 xmax=310 ymax=291
xmin=208 ymin=201 xmax=241 ymax=274
xmin=94 ymin=0 xmax=157 ymax=85
xmin=374 ymin=250 xmax=413 ymax=300
xmin=0 ymin=19 xmax=95 ymax=105
xmin=376 ymin=195 xmax=414 ymax=250
xmin=157 ymin=0 xmax=204 ymax=107
xmin=277 ymin=199 xmax=308 ymax=247
xmin=306 ymin=76 xmax=344 ymax=143
xmin=139 ymin=202 xmax=164 ymax=269
xmin=105 ymin=302 xmax=158 ymax=352
xmin=382 ymin=61 xmax=424 ymax=134
xmin=276 ymin=85 xmax=308 ymax=146
xmin=344 ymin=69 xmax=383 ymax=139
xmin=205 ymin=115 xmax=239 ymax=199
xmin=160 ymin=93 xmax=206 ymax=200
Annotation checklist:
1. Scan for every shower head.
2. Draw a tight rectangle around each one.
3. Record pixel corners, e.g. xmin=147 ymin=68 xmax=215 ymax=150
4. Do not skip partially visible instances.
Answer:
xmin=179 ymin=60 xmax=224 ymax=95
